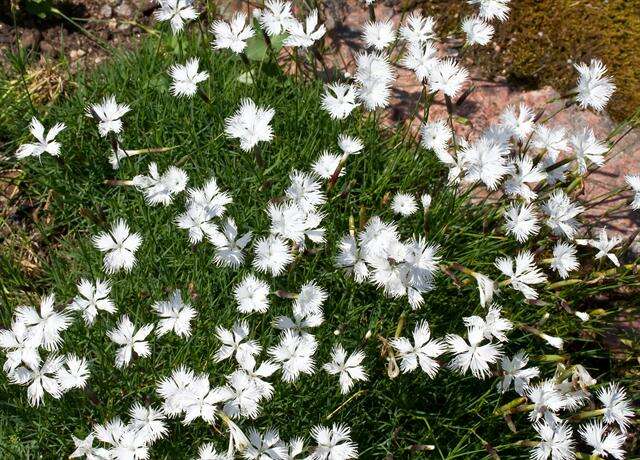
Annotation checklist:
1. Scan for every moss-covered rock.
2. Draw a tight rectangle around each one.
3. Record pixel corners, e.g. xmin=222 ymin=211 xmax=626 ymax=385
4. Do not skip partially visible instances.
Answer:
xmin=420 ymin=0 xmax=640 ymax=121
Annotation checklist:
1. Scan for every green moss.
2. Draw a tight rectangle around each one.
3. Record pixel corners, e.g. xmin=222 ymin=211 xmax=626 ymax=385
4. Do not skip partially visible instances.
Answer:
xmin=421 ymin=0 xmax=640 ymax=120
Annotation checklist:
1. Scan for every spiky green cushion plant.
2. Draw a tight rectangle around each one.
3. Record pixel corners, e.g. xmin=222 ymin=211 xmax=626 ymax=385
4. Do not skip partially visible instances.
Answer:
xmin=1 ymin=25 xmax=637 ymax=460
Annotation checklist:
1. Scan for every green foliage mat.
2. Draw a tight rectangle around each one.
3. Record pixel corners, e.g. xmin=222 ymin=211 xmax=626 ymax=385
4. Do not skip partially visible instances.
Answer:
xmin=0 ymin=34 xmax=632 ymax=458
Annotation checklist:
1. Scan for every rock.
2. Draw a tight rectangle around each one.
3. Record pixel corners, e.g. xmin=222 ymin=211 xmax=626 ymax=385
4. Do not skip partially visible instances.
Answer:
xmin=69 ymin=49 xmax=86 ymax=60
xmin=99 ymin=5 xmax=113 ymax=18
xmin=39 ymin=40 xmax=58 ymax=57
xmin=115 ymin=2 xmax=133 ymax=19
xmin=20 ymin=29 xmax=41 ymax=49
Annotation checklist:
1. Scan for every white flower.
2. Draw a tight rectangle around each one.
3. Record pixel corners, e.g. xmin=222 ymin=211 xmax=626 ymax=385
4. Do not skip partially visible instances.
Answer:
xmin=129 ymin=402 xmax=168 ymax=442
xmin=463 ymin=305 xmax=512 ymax=342
xmin=274 ymin=303 xmax=323 ymax=341
xmin=597 ymin=383 xmax=634 ymax=433
xmin=197 ymin=443 xmax=228 ymax=460
xmin=55 ymin=354 xmax=89 ymax=391
xmin=321 ymin=83 xmax=359 ymax=120
xmin=310 ymin=424 xmax=358 ymax=460
xmin=312 ymin=150 xmax=343 ymax=179
xmin=283 ymin=437 xmax=305 ymax=460
xmin=286 ymin=170 xmax=326 ymax=213
xmin=68 ymin=279 xmax=116 ymax=326
xmin=399 ymin=11 xmax=435 ymax=44
xmin=499 ymin=351 xmax=539 ymax=395
xmin=92 ymin=219 xmax=142 ymax=274
xmin=10 ymin=354 xmax=64 ymax=406
xmin=93 ymin=417 xmax=150 ymax=457
xmin=446 ymin=326 xmax=502 ymax=379
xmin=579 ymin=421 xmax=625 ymax=460
xmin=580 ymin=228 xmax=622 ymax=267
xmin=168 ymin=58 xmax=208 ymax=98
xmin=335 ymin=234 xmax=369 ymax=283
xmin=232 ymin=274 xmax=269 ymax=316
xmin=156 ymin=366 xmax=197 ymax=417
xmin=244 ymin=427 xmax=288 ymax=459
xmin=323 ymin=344 xmax=367 ymax=394
xmin=132 ymin=162 xmax=188 ymax=206
xmin=153 ymin=289 xmax=196 ymax=338
xmin=16 ymin=117 xmax=65 ymax=159
xmin=391 ymin=192 xmax=418 ymax=216
xmin=259 ymin=0 xmax=294 ymax=36
xmin=181 ymin=374 xmax=226 ymax=425
xmin=219 ymin=371 xmax=262 ymax=419
xmin=210 ymin=218 xmax=253 ymax=268
xmin=69 ymin=433 xmax=106 ymax=460
xmin=154 ymin=0 xmax=198 ymax=34
xmin=236 ymin=355 xmax=279 ymax=401
xmin=390 ymin=321 xmax=445 ymax=377
xmin=295 ymin=280 xmax=328 ymax=314
xmin=268 ymin=330 xmax=316 ymax=382
xmin=461 ymin=16 xmax=494 ymax=46
xmin=0 ymin=320 xmax=40 ymax=374
xmin=215 ymin=321 xmax=261 ymax=363
xmin=225 ymin=98 xmax=275 ymax=152
xmin=337 ymin=134 xmax=364 ymax=156
xmin=531 ymin=420 xmax=575 ymax=460
xmin=252 ymin=235 xmax=293 ymax=276
xmin=574 ymin=59 xmax=615 ymax=112
xmin=211 ymin=12 xmax=255 ymax=54
xmin=570 ymin=127 xmax=608 ymax=174
xmin=420 ymin=119 xmax=452 ymax=155
xmin=354 ymin=51 xmax=395 ymax=110
xmin=533 ymin=125 xmax=568 ymax=156
xmin=187 ymin=176 xmax=233 ymax=217
xmin=500 ymin=103 xmax=535 ymax=142
xmin=427 ymin=58 xmax=468 ymax=98
xmin=542 ymin=190 xmax=585 ymax=240
xmin=495 ymin=250 xmax=547 ymax=299
xmin=468 ymin=0 xmax=510 ymax=22
xmin=504 ymin=202 xmax=540 ymax=242
xmin=550 ymin=242 xmax=579 ymax=279
xmin=362 ymin=19 xmax=396 ymax=50
xmin=86 ymin=95 xmax=131 ymax=137
xmin=283 ymin=9 xmax=326 ymax=48
xmin=504 ymin=156 xmax=546 ymax=202
xmin=16 ymin=294 xmax=71 ymax=352
xmin=176 ymin=205 xmax=219 ymax=244
xmin=625 ymin=174 xmax=640 ymax=210
xmin=107 ymin=315 xmax=154 ymax=368
xmin=460 ymin=137 xmax=510 ymax=190
xmin=527 ymin=380 xmax=568 ymax=423
xmin=400 ymin=40 xmax=439 ymax=83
